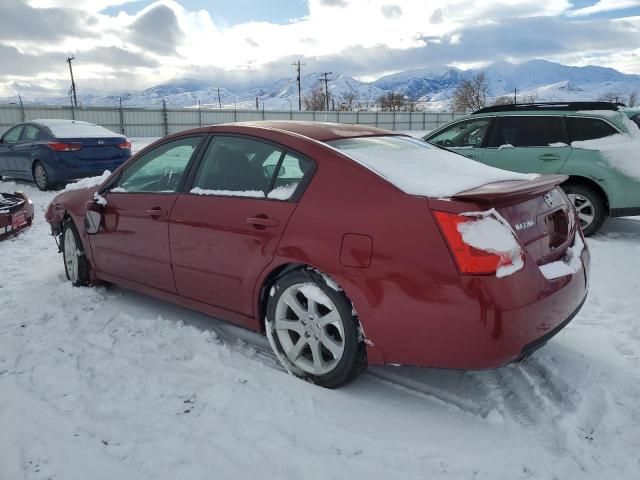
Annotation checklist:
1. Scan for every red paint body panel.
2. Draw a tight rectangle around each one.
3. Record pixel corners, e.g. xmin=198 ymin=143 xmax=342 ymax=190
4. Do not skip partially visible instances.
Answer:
xmin=0 ymin=191 xmax=34 ymax=239
xmin=44 ymin=121 xmax=590 ymax=370
xmin=169 ymin=194 xmax=297 ymax=315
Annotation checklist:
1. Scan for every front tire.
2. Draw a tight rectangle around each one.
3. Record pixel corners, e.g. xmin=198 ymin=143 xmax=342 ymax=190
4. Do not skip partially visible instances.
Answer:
xmin=33 ymin=161 xmax=52 ymax=191
xmin=563 ymin=184 xmax=606 ymax=236
xmin=62 ymin=219 xmax=90 ymax=286
xmin=265 ymin=269 xmax=366 ymax=388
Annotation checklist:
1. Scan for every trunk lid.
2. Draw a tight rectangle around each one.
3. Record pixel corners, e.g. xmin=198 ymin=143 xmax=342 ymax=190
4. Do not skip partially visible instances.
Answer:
xmin=55 ymin=136 xmax=129 ymax=161
xmin=432 ymin=175 xmax=578 ymax=266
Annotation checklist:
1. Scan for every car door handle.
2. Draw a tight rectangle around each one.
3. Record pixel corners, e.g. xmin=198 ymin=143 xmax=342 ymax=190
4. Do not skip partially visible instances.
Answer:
xmin=145 ymin=208 xmax=165 ymax=217
xmin=538 ymin=154 xmax=560 ymax=162
xmin=247 ymin=216 xmax=279 ymax=228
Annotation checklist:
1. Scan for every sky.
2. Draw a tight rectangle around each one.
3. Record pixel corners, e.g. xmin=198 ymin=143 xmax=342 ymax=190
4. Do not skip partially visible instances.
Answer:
xmin=1 ymin=0 xmax=640 ymax=99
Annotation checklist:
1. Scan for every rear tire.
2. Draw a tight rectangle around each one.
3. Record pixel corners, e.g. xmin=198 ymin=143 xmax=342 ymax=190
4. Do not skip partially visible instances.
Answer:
xmin=62 ymin=219 xmax=90 ymax=286
xmin=265 ymin=269 xmax=366 ymax=388
xmin=33 ymin=161 xmax=51 ymax=191
xmin=562 ymin=184 xmax=606 ymax=236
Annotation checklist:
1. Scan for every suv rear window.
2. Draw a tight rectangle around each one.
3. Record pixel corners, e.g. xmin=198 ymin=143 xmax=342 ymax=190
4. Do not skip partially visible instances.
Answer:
xmin=487 ymin=116 xmax=566 ymax=148
xmin=566 ymin=117 xmax=617 ymax=142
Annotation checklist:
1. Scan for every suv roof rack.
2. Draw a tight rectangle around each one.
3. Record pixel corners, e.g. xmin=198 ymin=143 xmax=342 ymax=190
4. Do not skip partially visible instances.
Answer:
xmin=471 ymin=101 xmax=626 ymax=115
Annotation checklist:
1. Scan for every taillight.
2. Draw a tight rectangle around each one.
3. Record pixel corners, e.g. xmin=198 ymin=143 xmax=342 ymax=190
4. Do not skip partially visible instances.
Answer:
xmin=433 ymin=210 xmax=521 ymax=276
xmin=117 ymin=140 xmax=132 ymax=150
xmin=48 ymin=141 xmax=83 ymax=152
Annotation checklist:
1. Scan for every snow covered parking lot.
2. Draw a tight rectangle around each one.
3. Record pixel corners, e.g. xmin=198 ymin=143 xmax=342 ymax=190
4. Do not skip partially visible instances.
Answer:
xmin=1 ymin=141 xmax=639 ymax=479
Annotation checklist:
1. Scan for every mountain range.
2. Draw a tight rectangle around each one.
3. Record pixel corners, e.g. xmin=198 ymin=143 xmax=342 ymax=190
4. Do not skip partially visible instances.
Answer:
xmin=15 ymin=59 xmax=640 ymax=110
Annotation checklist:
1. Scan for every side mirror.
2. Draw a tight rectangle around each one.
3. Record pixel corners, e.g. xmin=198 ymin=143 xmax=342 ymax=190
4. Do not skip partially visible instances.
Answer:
xmin=84 ymin=201 xmax=103 ymax=235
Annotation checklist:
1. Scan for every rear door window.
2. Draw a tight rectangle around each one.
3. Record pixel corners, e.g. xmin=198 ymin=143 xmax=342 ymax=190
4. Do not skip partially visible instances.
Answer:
xmin=630 ymin=114 xmax=640 ymax=128
xmin=487 ymin=116 xmax=567 ymax=147
xmin=21 ymin=125 xmax=40 ymax=142
xmin=191 ymin=136 xmax=313 ymax=201
xmin=566 ymin=117 xmax=618 ymax=142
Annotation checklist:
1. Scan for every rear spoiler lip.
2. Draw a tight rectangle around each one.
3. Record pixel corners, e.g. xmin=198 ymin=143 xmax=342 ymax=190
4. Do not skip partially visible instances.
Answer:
xmin=451 ymin=174 xmax=569 ymax=203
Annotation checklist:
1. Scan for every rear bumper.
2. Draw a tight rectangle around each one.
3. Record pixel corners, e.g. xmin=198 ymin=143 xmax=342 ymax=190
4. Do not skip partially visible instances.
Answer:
xmin=367 ymin=244 xmax=590 ymax=369
xmin=44 ymin=153 xmax=129 ymax=182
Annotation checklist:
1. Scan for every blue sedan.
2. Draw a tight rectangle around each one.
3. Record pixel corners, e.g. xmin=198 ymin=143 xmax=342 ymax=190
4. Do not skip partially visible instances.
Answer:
xmin=0 ymin=119 xmax=132 ymax=190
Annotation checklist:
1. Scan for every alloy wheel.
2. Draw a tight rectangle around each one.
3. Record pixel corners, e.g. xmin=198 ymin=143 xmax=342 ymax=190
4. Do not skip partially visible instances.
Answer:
xmin=35 ymin=164 xmax=48 ymax=190
xmin=274 ymin=283 xmax=346 ymax=375
xmin=567 ymin=193 xmax=595 ymax=230
xmin=64 ymin=229 xmax=79 ymax=284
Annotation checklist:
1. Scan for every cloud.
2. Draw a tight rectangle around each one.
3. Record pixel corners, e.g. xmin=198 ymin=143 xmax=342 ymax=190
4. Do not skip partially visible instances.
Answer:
xmin=568 ymin=0 xmax=640 ymax=17
xmin=127 ymin=3 xmax=184 ymax=54
xmin=319 ymin=0 xmax=348 ymax=6
xmin=0 ymin=0 xmax=95 ymax=41
xmin=381 ymin=5 xmax=402 ymax=19
xmin=430 ymin=8 xmax=444 ymax=24
xmin=0 ymin=44 xmax=59 ymax=76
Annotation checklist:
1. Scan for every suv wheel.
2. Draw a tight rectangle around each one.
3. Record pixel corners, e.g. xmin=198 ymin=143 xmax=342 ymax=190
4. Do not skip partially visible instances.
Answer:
xmin=563 ymin=184 xmax=606 ymax=236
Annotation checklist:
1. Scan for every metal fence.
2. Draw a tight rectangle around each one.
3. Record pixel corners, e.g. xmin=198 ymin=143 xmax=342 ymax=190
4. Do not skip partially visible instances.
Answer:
xmin=0 ymin=104 xmax=464 ymax=137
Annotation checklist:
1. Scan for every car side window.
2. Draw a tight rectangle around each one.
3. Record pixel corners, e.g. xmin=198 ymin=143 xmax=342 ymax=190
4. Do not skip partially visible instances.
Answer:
xmin=113 ymin=136 xmax=202 ymax=193
xmin=268 ymin=153 xmax=313 ymax=200
xmin=21 ymin=125 xmax=40 ymax=142
xmin=2 ymin=126 xmax=23 ymax=144
xmin=631 ymin=114 xmax=640 ymax=129
xmin=566 ymin=117 xmax=618 ymax=142
xmin=191 ymin=136 xmax=289 ymax=199
xmin=487 ymin=116 xmax=566 ymax=148
xmin=429 ymin=118 xmax=492 ymax=148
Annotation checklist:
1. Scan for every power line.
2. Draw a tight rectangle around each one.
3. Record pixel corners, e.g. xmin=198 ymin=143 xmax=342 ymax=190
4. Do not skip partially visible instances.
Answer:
xmin=66 ymin=56 xmax=78 ymax=107
xmin=293 ymin=60 xmax=305 ymax=111
xmin=320 ymin=72 xmax=333 ymax=111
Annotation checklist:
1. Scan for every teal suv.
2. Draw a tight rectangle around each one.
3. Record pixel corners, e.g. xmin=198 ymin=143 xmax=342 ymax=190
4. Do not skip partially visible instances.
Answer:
xmin=424 ymin=102 xmax=640 ymax=235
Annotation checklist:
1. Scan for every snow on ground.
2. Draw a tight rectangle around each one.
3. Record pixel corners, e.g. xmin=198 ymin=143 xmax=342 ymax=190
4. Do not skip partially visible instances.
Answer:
xmin=1 ymin=150 xmax=640 ymax=479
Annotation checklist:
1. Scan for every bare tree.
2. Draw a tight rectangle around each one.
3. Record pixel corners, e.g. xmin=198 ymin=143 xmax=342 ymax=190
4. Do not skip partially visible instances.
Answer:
xmin=452 ymin=72 xmax=489 ymax=112
xmin=303 ymin=84 xmax=327 ymax=111
xmin=377 ymin=92 xmax=409 ymax=111
xmin=627 ymin=90 xmax=639 ymax=107
xmin=339 ymin=90 xmax=358 ymax=111
xmin=492 ymin=96 xmax=514 ymax=106
xmin=598 ymin=91 xmax=623 ymax=103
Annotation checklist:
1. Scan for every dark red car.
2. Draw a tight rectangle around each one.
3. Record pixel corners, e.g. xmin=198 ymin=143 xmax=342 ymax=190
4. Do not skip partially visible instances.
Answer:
xmin=1 ymin=191 xmax=34 ymax=239
xmin=45 ymin=122 xmax=589 ymax=388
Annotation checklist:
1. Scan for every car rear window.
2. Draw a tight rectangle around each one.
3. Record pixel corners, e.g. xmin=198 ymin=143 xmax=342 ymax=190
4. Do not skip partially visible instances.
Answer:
xmin=36 ymin=120 xmax=120 ymax=139
xmin=327 ymin=135 xmax=535 ymax=198
xmin=487 ymin=116 xmax=567 ymax=147
xmin=566 ymin=117 xmax=618 ymax=142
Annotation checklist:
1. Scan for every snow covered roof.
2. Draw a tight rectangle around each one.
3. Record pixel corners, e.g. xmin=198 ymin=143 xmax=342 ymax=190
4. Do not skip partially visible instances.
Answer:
xmin=32 ymin=119 xmax=123 ymax=139
xmin=329 ymin=136 xmax=537 ymax=198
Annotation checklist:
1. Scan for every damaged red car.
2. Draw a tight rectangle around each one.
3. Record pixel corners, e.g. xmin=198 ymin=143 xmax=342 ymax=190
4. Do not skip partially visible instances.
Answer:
xmin=45 ymin=122 xmax=589 ymax=388
xmin=1 ymin=191 xmax=34 ymax=239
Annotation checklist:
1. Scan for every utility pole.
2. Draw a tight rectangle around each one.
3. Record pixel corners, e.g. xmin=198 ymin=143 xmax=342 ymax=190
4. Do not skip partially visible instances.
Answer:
xmin=293 ymin=60 xmax=305 ymax=111
xmin=320 ymin=72 xmax=333 ymax=111
xmin=18 ymin=94 xmax=25 ymax=122
xmin=66 ymin=56 xmax=78 ymax=107
xmin=513 ymin=88 xmax=517 ymax=105
xmin=217 ymin=88 xmax=222 ymax=109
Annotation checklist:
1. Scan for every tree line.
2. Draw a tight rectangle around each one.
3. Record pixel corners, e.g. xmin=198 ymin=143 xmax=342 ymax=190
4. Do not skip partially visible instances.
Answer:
xmin=302 ymin=74 xmax=640 ymax=113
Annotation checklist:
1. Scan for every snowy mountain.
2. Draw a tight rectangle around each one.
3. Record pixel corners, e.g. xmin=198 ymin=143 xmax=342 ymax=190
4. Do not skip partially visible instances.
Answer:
xmin=13 ymin=59 xmax=640 ymax=110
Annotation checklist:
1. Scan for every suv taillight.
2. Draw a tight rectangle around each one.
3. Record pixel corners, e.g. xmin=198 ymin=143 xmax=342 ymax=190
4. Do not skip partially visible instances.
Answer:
xmin=48 ymin=141 xmax=83 ymax=152
xmin=433 ymin=211 xmax=506 ymax=275
xmin=117 ymin=140 xmax=132 ymax=150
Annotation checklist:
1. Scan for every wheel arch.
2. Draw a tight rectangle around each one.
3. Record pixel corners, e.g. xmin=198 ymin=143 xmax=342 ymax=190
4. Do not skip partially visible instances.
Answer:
xmin=562 ymin=175 xmax=609 ymax=215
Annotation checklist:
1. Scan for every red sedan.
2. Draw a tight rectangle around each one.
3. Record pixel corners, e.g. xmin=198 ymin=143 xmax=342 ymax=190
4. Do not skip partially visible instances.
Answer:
xmin=45 ymin=122 xmax=589 ymax=388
